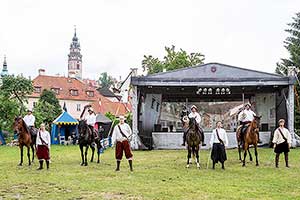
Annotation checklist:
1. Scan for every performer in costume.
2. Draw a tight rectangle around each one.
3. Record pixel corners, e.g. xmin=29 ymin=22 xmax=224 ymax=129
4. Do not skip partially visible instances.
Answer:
xmin=23 ymin=109 xmax=36 ymax=134
xmin=36 ymin=123 xmax=51 ymax=170
xmin=272 ymin=119 xmax=292 ymax=168
xmin=112 ymin=115 xmax=133 ymax=171
xmin=210 ymin=121 xmax=228 ymax=170
xmin=237 ymin=103 xmax=261 ymax=143
xmin=182 ymin=105 xmax=206 ymax=146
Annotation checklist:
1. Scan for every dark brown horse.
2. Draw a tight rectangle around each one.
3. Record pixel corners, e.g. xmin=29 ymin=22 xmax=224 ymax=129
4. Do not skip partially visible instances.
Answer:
xmin=13 ymin=117 xmax=37 ymax=166
xmin=237 ymin=116 xmax=261 ymax=167
xmin=185 ymin=117 xmax=202 ymax=168
xmin=78 ymin=119 xmax=101 ymax=166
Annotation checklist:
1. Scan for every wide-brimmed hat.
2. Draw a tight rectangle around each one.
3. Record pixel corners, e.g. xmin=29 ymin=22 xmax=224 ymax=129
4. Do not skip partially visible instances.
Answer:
xmin=119 ymin=115 xmax=125 ymax=120
xmin=190 ymin=105 xmax=198 ymax=111
xmin=244 ymin=102 xmax=251 ymax=107
xmin=278 ymin=119 xmax=285 ymax=123
xmin=88 ymin=107 xmax=94 ymax=112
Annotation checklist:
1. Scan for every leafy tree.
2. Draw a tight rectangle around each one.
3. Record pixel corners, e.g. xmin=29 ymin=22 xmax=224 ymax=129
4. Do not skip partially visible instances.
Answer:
xmin=142 ymin=45 xmax=205 ymax=74
xmin=0 ymin=93 xmax=19 ymax=135
xmin=0 ymin=75 xmax=33 ymax=114
xmin=98 ymin=72 xmax=114 ymax=89
xmin=276 ymin=12 xmax=300 ymax=131
xmin=33 ymin=89 xmax=62 ymax=128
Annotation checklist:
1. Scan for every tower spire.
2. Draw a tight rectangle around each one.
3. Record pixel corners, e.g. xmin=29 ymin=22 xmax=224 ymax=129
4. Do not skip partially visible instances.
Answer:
xmin=1 ymin=55 xmax=8 ymax=77
xmin=68 ymin=27 xmax=82 ymax=79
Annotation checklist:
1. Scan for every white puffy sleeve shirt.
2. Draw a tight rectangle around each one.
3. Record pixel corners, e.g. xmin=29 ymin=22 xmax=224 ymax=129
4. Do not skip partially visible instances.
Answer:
xmin=210 ymin=128 xmax=228 ymax=147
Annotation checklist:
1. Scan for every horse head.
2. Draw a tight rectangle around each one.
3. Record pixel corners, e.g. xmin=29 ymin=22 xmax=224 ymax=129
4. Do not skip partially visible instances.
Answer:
xmin=13 ymin=116 xmax=24 ymax=133
xmin=78 ymin=120 xmax=90 ymax=142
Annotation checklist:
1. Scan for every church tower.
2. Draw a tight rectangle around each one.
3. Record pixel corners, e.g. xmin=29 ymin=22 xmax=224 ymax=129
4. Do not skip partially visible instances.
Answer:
xmin=68 ymin=27 xmax=82 ymax=79
xmin=1 ymin=55 xmax=8 ymax=77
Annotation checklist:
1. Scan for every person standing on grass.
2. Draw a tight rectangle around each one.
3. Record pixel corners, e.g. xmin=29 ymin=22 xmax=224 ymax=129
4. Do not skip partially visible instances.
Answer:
xmin=272 ymin=119 xmax=292 ymax=168
xmin=111 ymin=115 xmax=133 ymax=171
xmin=210 ymin=121 xmax=228 ymax=170
xmin=36 ymin=123 xmax=51 ymax=170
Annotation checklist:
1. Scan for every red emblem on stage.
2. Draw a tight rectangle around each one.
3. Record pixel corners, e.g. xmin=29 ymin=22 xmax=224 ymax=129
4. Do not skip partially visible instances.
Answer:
xmin=211 ymin=66 xmax=217 ymax=73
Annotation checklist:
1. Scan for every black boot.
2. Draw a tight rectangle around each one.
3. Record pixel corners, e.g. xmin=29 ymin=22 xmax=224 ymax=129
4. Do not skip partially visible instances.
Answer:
xmin=115 ymin=161 xmax=121 ymax=171
xmin=275 ymin=153 xmax=280 ymax=168
xmin=221 ymin=162 xmax=225 ymax=170
xmin=257 ymin=133 xmax=262 ymax=143
xmin=212 ymin=161 xmax=215 ymax=170
xmin=284 ymin=153 xmax=289 ymax=168
xmin=37 ymin=160 xmax=43 ymax=170
xmin=46 ymin=160 xmax=50 ymax=170
xmin=182 ymin=137 xmax=186 ymax=146
xmin=128 ymin=160 xmax=133 ymax=172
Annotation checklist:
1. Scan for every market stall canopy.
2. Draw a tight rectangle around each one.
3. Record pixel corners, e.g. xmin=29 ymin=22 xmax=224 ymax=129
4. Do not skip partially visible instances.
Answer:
xmin=53 ymin=111 xmax=79 ymax=125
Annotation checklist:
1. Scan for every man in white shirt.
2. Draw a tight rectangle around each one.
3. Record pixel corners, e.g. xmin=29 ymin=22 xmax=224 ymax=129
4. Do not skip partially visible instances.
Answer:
xmin=182 ymin=105 xmax=205 ymax=146
xmin=272 ymin=119 xmax=292 ymax=168
xmin=23 ymin=109 xmax=36 ymax=136
xmin=83 ymin=107 xmax=98 ymax=141
xmin=36 ymin=123 xmax=51 ymax=170
xmin=237 ymin=103 xmax=261 ymax=143
xmin=210 ymin=121 xmax=228 ymax=170
xmin=23 ymin=109 xmax=35 ymax=127
xmin=111 ymin=115 xmax=133 ymax=171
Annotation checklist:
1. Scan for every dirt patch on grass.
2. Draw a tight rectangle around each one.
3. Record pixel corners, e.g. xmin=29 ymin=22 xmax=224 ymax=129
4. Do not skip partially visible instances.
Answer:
xmin=101 ymin=192 xmax=143 ymax=200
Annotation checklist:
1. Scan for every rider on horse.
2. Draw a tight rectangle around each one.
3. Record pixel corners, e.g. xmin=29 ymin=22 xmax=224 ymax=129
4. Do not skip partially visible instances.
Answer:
xmin=182 ymin=105 xmax=206 ymax=146
xmin=237 ymin=103 xmax=261 ymax=143
xmin=23 ymin=109 xmax=36 ymax=136
xmin=82 ymin=107 xmax=98 ymax=142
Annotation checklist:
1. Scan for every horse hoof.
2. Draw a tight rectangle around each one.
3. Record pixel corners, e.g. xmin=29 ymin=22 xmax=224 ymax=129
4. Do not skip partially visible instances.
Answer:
xmin=242 ymin=164 xmax=245 ymax=167
xmin=97 ymin=161 xmax=100 ymax=164
xmin=196 ymin=163 xmax=200 ymax=168
xmin=81 ymin=163 xmax=84 ymax=166
xmin=85 ymin=163 xmax=88 ymax=166
xmin=186 ymin=165 xmax=190 ymax=168
xmin=18 ymin=163 xmax=22 ymax=166
xmin=256 ymin=164 xmax=259 ymax=166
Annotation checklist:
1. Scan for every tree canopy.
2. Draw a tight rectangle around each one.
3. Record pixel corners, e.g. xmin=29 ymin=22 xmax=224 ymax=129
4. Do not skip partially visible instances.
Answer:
xmin=142 ymin=45 xmax=205 ymax=74
xmin=98 ymin=72 xmax=114 ymax=89
xmin=276 ymin=12 xmax=300 ymax=130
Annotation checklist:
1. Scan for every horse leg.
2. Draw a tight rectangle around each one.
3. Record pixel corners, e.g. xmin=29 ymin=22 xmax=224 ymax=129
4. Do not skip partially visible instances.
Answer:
xmin=242 ymin=144 xmax=248 ymax=167
xmin=254 ymin=144 xmax=259 ymax=166
xmin=186 ymin=147 xmax=191 ymax=168
xmin=84 ymin=146 xmax=89 ymax=166
xmin=80 ymin=145 xmax=84 ymax=166
xmin=90 ymin=145 xmax=95 ymax=162
xmin=27 ymin=146 xmax=31 ymax=166
xmin=195 ymin=146 xmax=200 ymax=169
xmin=248 ymin=149 xmax=253 ymax=161
xmin=31 ymin=145 xmax=35 ymax=163
xmin=97 ymin=145 xmax=100 ymax=164
xmin=238 ymin=142 xmax=242 ymax=161
xmin=19 ymin=145 xmax=24 ymax=166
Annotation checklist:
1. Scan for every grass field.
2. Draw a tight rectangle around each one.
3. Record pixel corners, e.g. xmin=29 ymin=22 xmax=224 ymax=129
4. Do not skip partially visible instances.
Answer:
xmin=1 ymin=146 xmax=300 ymax=200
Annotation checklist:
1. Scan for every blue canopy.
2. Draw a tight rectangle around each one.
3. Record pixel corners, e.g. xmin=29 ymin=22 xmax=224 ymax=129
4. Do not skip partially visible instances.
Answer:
xmin=53 ymin=111 xmax=79 ymax=125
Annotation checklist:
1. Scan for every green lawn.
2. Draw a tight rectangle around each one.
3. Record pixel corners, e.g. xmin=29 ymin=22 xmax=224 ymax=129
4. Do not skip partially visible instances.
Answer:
xmin=0 ymin=146 xmax=300 ymax=200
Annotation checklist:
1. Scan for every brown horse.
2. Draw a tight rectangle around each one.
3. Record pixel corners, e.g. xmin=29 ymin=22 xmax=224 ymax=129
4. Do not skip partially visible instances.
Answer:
xmin=185 ymin=117 xmax=202 ymax=168
xmin=13 ymin=117 xmax=36 ymax=166
xmin=238 ymin=116 xmax=261 ymax=167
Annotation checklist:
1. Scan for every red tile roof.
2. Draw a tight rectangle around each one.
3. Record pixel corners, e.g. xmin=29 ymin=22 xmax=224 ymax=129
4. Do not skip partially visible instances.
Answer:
xmin=91 ymin=96 xmax=131 ymax=116
xmin=29 ymin=75 xmax=100 ymax=101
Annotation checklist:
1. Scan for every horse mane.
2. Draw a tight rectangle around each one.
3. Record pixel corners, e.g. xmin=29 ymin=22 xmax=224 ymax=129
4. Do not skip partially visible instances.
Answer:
xmin=16 ymin=117 xmax=30 ymax=135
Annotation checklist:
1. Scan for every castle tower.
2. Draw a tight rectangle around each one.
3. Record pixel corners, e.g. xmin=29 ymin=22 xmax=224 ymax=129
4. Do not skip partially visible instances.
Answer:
xmin=68 ymin=27 xmax=82 ymax=79
xmin=1 ymin=55 xmax=8 ymax=77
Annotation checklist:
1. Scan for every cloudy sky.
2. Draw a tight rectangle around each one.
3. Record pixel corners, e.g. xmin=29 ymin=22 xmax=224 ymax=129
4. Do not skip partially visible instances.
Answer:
xmin=0 ymin=0 xmax=299 ymax=80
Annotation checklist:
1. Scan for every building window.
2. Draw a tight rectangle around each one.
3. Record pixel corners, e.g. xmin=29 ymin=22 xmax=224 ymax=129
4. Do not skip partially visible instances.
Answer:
xmin=70 ymin=89 xmax=78 ymax=96
xmin=86 ymin=91 xmax=94 ymax=97
xmin=34 ymin=87 xmax=41 ymax=93
xmin=51 ymin=88 xmax=60 ymax=95
xmin=33 ymin=102 xmax=37 ymax=107
xmin=77 ymin=64 xmax=80 ymax=69
xmin=77 ymin=104 xmax=81 ymax=111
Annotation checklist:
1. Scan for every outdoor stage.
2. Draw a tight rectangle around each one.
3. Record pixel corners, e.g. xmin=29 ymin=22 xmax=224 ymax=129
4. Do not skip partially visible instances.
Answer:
xmin=152 ymin=131 xmax=271 ymax=149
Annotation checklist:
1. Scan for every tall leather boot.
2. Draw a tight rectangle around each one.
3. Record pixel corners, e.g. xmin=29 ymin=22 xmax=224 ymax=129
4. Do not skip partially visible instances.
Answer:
xmin=212 ymin=161 xmax=215 ymax=170
xmin=275 ymin=153 xmax=280 ymax=168
xmin=115 ymin=161 xmax=121 ymax=171
xmin=128 ymin=160 xmax=133 ymax=172
xmin=257 ymin=132 xmax=262 ymax=143
xmin=221 ymin=162 xmax=225 ymax=170
xmin=46 ymin=160 xmax=50 ymax=170
xmin=37 ymin=160 xmax=43 ymax=170
xmin=284 ymin=153 xmax=289 ymax=168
